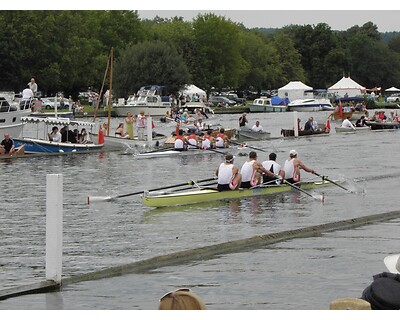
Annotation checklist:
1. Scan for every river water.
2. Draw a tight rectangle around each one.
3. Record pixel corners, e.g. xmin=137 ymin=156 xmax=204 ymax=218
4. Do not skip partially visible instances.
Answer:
xmin=1 ymin=110 xmax=400 ymax=310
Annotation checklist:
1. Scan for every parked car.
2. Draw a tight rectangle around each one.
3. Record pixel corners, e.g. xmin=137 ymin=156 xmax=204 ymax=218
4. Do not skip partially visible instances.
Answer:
xmin=42 ymin=97 xmax=70 ymax=110
xmin=220 ymin=93 xmax=246 ymax=105
xmin=208 ymin=96 xmax=237 ymax=107
xmin=387 ymin=94 xmax=400 ymax=103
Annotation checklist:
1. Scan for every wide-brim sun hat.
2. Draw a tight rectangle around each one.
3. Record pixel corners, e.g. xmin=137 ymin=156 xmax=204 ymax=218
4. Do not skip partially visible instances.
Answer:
xmin=289 ymin=149 xmax=297 ymax=156
xmin=384 ymin=254 xmax=400 ymax=273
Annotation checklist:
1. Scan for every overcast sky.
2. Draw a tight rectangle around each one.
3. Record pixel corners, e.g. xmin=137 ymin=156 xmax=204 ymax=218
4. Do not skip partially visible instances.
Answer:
xmin=137 ymin=10 xmax=400 ymax=33
xmin=3 ymin=1 xmax=400 ymax=33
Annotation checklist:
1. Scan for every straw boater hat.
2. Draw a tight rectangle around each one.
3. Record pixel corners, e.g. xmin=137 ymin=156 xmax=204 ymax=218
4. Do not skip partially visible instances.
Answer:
xmin=289 ymin=149 xmax=297 ymax=157
xmin=384 ymin=254 xmax=400 ymax=273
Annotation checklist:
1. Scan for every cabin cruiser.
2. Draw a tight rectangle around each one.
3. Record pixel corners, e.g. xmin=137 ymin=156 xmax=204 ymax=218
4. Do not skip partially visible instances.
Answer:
xmin=287 ymin=90 xmax=335 ymax=112
xmin=113 ymin=85 xmax=172 ymax=117
xmin=0 ymin=91 xmax=31 ymax=138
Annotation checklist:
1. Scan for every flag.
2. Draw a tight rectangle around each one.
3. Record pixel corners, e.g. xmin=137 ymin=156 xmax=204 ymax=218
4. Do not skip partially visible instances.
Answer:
xmin=325 ymin=119 xmax=331 ymax=133
xmin=152 ymin=120 xmax=155 ymax=129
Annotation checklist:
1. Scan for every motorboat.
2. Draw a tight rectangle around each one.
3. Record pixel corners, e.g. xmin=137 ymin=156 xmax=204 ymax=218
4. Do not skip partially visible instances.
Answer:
xmin=249 ymin=96 xmax=287 ymax=113
xmin=113 ymin=85 xmax=172 ymax=117
xmin=0 ymin=92 xmax=31 ymax=138
xmin=13 ymin=116 xmax=103 ymax=154
xmin=287 ymin=90 xmax=334 ymax=112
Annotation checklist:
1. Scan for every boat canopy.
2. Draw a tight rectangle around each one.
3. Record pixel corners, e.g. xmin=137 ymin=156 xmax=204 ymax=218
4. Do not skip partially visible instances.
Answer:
xmin=21 ymin=116 xmax=96 ymax=127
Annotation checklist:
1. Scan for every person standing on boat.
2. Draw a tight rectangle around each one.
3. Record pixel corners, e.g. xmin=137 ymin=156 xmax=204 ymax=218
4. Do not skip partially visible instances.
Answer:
xmin=282 ymin=150 xmax=315 ymax=184
xmin=0 ymin=133 xmax=15 ymax=155
xmin=262 ymin=152 xmax=284 ymax=184
xmin=48 ymin=126 xmax=62 ymax=143
xmin=240 ymin=151 xmax=276 ymax=188
xmin=27 ymin=78 xmax=38 ymax=96
xmin=341 ymin=116 xmax=356 ymax=130
xmin=125 ymin=112 xmax=135 ymax=140
xmin=136 ymin=110 xmax=146 ymax=140
xmin=239 ymin=113 xmax=248 ymax=128
xmin=216 ymin=153 xmax=242 ymax=191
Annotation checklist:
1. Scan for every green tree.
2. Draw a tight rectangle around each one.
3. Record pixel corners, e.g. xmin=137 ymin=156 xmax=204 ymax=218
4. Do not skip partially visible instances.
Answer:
xmin=113 ymin=41 xmax=190 ymax=98
xmin=191 ymin=13 xmax=247 ymax=94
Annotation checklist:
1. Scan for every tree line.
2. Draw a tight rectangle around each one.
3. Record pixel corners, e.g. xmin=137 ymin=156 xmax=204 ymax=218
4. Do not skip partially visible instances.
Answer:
xmin=1 ymin=10 xmax=400 ymax=99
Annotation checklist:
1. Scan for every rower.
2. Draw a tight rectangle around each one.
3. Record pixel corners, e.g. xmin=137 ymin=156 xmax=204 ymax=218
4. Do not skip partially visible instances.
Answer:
xmin=186 ymin=129 xmax=200 ymax=149
xmin=174 ymin=129 xmax=187 ymax=151
xmin=282 ymin=150 xmax=315 ymax=184
xmin=201 ymin=129 xmax=215 ymax=150
xmin=215 ymin=128 xmax=230 ymax=148
xmin=262 ymin=152 xmax=284 ymax=184
xmin=215 ymin=153 xmax=242 ymax=191
xmin=341 ymin=116 xmax=356 ymax=130
xmin=240 ymin=151 xmax=276 ymax=189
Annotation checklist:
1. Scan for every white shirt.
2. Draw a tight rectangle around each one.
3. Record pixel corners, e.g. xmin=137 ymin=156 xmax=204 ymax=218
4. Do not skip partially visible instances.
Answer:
xmin=28 ymin=82 xmax=38 ymax=94
xmin=341 ymin=118 xmax=355 ymax=129
xmin=240 ymin=160 xmax=255 ymax=183
xmin=50 ymin=132 xmax=62 ymax=142
xmin=252 ymin=124 xmax=263 ymax=132
xmin=217 ymin=163 xmax=234 ymax=185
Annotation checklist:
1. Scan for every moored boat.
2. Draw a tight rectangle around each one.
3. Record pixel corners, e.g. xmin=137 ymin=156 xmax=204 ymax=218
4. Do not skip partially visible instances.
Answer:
xmin=249 ymin=96 xmax=287 ymax=113
xmin=142 ymin=179 xmax=339 ymax=207
xmin=113 ymin=85 xmax=171 ymax=117
xmin=287 ymin=98 xmax=334 ymax=112
xmin=0 ymin=92 xmax=31 ymax=138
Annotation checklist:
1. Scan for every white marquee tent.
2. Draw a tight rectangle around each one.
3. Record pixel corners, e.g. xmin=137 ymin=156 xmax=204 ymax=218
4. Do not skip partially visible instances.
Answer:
xmin=328 ymin=76 xmax=366 ymax=98
xmin=277 ymin=81 xmax=313 ymax=102
xmin=385 ymin=86 xmax=400 ymax=92
xmin=180 ymin=84 xmax=206 ymax=100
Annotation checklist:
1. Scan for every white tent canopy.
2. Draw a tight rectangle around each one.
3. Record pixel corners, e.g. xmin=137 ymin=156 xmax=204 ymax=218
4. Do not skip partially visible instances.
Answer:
xmin=328 ymin=76 xmax=366 ymax=98
xmin=277 ymin=81 xmax=313 ymax=101
xmin=181 ymin=84 xmax=206 ymax=99
xmin=385 ymin=86 xmax=400 ymax=92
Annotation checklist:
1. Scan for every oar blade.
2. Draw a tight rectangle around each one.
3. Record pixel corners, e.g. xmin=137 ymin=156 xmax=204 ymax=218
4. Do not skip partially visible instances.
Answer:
xmin=87 ymin=195 xmax=115 ymax=204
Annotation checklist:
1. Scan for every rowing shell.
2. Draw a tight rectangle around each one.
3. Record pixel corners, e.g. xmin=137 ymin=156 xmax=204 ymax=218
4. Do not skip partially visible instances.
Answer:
xmin=135 ymin=148 xmax=229 ymax=159
xmin=141 ymin=180 xmax=338 ymax=207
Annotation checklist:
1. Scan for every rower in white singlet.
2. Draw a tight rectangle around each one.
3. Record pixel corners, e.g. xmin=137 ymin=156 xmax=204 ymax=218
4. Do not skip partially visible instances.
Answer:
xmin=282 ymin=150 xmax=315 ymax=184
xmin=215 ymin=153 xmax=242 ymax=191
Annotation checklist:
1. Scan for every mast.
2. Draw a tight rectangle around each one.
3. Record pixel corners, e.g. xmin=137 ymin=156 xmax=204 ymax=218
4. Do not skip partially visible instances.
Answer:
xmin=107 ymin=48 xmax=113 ymax=136
xmin=93 ymin=51 xmax=111 ymax=123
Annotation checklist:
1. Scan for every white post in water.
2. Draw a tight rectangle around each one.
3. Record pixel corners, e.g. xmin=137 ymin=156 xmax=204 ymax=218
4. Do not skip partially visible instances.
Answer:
xmin=46 ymin=174 xmax=63 ymax=283
xmin=146 ymin=116 xmax=153 ymax=143
xmin=293 ymin=111 xmax=299 ymax=137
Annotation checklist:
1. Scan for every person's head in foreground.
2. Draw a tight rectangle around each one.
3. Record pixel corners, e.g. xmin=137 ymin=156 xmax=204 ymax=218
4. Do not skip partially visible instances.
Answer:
xmin=159 ymin=288 xmax=207 ymax=310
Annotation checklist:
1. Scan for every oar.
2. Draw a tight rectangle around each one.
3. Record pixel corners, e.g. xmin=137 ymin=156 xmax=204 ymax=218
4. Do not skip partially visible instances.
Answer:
xmin=283 ymin=179 xmax=324 ymax=202
xmin=88 ymin=177 xmax=217 ymax=204
xmin=313 ymin=172 xmax=352 ymax=193
xmin=231 ymin=141 xmax=266 ymax=153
